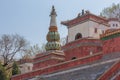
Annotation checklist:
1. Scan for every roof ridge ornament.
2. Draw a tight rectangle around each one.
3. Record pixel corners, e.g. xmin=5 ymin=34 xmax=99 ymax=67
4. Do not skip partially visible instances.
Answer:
xmin=77 ymin=13 xmax=81 ymax=17
xmin=82 ymin=9 xmax=85 ymax=15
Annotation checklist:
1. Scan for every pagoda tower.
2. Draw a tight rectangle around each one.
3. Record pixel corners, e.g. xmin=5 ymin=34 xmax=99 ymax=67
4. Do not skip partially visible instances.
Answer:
xmin=45 ymin=6 xmax=61 ymax=50
xmin=33 ymin=6 xmax=65 ymax=70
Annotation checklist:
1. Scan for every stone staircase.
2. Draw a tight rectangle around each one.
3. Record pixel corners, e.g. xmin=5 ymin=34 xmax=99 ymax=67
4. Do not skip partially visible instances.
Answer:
xmin=38 ymin=58 xmax=120 ymax=80
xmin=27 ymin=52 xmax=120 ymax=80
xmin=97 ymin=60 xmax=120 ymax=80
xmin=110 ymin=70 xmax=120 ymax=80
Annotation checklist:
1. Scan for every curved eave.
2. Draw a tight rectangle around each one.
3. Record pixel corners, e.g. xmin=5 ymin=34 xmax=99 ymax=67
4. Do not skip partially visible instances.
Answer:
xmin=61 ymin=20 xmax=71 ymax=27
xmin=108 ymin=18 xmax=119 ymax=22
xmin=100 ymin=29 xmax=120 ymax=40
xmin=61 ymin=13 xmax=108 ymax=27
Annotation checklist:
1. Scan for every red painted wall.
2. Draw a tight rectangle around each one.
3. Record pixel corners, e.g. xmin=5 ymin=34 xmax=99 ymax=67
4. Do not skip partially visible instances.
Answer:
xmin=62 ymin=38 xmax=102 ymax=61
xmin=103 ymin=37 xmax=120 ymax=54
xmin=33 ymin=53 xmax=65 ymax=70
xmin=33 ymin=59 xmax=63 ymax=70
xmin=34 ymin=53 xmax=64 ymax=63
xmin=115 ymin=75 xmax=120 ymax=80
xmin=11 ymin=53 xmax=102 ymax=80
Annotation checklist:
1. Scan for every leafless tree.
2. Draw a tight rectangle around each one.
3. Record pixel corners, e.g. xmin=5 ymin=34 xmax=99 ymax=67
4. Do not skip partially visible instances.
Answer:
xmin=100 ymin=3 xmax=120 ymax=19
xmin=60 ymin=37 xmax=67 ymax=46
xmin=0 ymin=34 xmax=29 ymax=70
xmin=22 ymin=44 xmax=46 ymax=58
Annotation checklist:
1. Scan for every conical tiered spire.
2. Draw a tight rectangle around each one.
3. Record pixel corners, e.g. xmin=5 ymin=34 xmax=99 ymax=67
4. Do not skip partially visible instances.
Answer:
xmin=45 ymin=6 xmax=61 ymax=51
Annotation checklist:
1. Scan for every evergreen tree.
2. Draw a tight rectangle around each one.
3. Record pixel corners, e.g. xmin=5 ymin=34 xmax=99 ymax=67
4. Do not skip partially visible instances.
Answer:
xmin=0 ymin=62 xmax=8 ymax=80
xmin=12 ymin=62 xmax=20 ymax=75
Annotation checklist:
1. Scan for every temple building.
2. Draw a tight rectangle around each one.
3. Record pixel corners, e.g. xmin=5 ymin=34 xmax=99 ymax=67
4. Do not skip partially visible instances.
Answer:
xmin=11 ymin=6 xmax=120 ymax=80
xmin=108 ymin=18 xmax=120 ymax=29
xmin=61 ymin=10 xmax=109 ymax=42
xmin=18 ymin=55 xmax=33 ymax=74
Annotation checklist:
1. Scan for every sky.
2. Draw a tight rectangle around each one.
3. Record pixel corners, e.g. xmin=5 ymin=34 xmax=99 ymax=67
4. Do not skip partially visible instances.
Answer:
xmin=0 ymin=0 xmax=120 ymax=47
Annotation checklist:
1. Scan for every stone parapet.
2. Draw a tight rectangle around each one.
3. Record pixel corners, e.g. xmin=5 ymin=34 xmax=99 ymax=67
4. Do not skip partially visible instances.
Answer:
xmin=11 ymin=52 xmax=102 ymax=80
xmin=97 ymin=60 xmax=120 ymax=80
xmin=33 ymin=50 xmax=65 ymax=70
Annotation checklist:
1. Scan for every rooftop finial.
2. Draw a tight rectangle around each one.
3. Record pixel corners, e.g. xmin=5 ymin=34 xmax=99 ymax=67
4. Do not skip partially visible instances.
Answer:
xmin=85 ymin=10 xmax=90 ymax=14
xmin=50 ymin=5 xmax=57 ymax=16
xmin=52 ymin=5 xmax=55 ymax=11
xmin=82 ymin=9 xmax=84 ymax=15
xmin=77 ymin=13 xmax=81 ymax=17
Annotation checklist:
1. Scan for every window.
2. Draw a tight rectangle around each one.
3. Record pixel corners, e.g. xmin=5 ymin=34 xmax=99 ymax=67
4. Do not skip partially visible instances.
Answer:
xmin=113 ymin=24 xmax=115 ymax=27
xmin=19 ymin=66 xmax=23 ymax=68
xmin=116 ymin=24 xmax=118 ymax=27
xmin=102 ymin=30 xmax=104 ymax=34
xmin=28 ymin=66 xmax=30 ymax=70
xmin=94 ymin=28 xmax=97 ymax=33
xmin=75 ymin=33 xmax=82 ymax=40
xmin=71 ymin=57 xmax=76 ymax=60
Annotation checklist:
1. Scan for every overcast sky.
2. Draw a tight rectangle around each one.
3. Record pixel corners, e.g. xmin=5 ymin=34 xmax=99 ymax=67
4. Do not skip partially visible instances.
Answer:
xmin=0 ymin=0 xmax=120 ymax=46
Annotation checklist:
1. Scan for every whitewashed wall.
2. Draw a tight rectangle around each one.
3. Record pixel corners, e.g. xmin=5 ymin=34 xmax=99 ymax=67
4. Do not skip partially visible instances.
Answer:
xmin=108 ymin=20 xmax=120 ymax=29
xmin=68 ymin=20 xmax=108 ymax=42
xmin=19 ymin=63 xmax=33 ymax=74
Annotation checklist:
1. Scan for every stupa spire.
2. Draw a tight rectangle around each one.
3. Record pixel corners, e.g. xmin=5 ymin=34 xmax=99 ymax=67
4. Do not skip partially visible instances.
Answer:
xmin=50 ymin=5 xmax=57 ymax=27
xmin=45 ymin=6 xmax=61 ymax=51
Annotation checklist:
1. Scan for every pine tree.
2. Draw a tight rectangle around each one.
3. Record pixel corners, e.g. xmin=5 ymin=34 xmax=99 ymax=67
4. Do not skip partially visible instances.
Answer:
xmin=0 ymin=62 xmax=8 ymax=80
xmin=12 ymin=62 xmax=20 ymax=75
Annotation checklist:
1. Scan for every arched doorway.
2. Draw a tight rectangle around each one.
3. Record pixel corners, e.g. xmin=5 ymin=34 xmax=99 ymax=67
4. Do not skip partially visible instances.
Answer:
xmin=75 ymin=33 xmax=82 ymax=40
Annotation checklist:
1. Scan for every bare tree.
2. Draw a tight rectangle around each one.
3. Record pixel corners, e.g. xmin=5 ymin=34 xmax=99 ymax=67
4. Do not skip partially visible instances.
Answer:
xmin=60 ymin=37 xmax=67 ymax=46
xmin=0 ymin=34 xmax=28 ymax=70
xmin=22 ymin=44 xmax=46 ymax=58
xmin=100 ymin=3 xmax=120 ymax=19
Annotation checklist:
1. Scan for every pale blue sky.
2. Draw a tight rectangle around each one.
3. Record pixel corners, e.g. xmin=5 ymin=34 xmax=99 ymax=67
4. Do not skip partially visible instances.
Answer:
xmin=0 ymin=0 xmax=120 ymax=46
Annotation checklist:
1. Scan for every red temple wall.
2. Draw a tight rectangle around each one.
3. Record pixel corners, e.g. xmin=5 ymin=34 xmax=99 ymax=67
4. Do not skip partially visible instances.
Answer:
xmin=64 ymin=46 xmax=102 ymax=61
xmin=115 ymin=75 xmax=120 ymax=80
xmin=103 ymin=37 xmax=120 ymax=54
xmin=62 ymin=39 xmax=102 ymax=61
xmin=33 ymin=52 xmax=65 ymax=70
xmin=11 ymin=53 xmax=102 ymax=80
xmin=33 ymin=59 xmax=62 ymax=70
xmin=34 ymin=53 xmax=64 ymax=62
